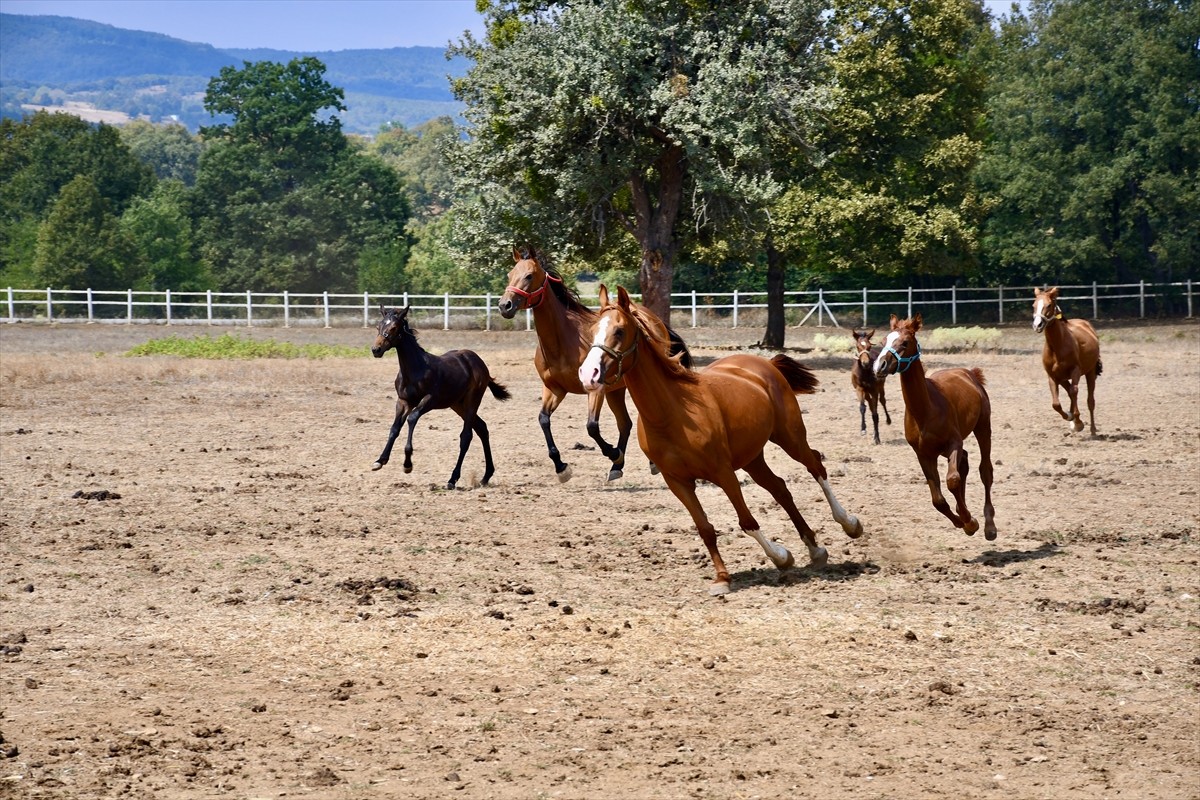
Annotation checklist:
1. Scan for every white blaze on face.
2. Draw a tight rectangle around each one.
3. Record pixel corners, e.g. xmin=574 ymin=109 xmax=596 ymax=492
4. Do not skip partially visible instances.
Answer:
xmin=578 ymin=316 xmax=611 ymax=389
xmin=1033 ymin=297 xmax=1050 ymax=329
xmin=874 ymin=331 xmax=901 ymax=373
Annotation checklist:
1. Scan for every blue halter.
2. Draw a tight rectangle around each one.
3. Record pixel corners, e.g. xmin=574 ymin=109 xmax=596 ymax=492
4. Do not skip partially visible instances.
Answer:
xmin=885 ymin=342 xmax=921 ymax=373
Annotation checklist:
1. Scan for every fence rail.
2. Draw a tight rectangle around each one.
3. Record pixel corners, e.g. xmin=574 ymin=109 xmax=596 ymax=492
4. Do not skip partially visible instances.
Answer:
xmin=3 ymin=281 xmax=1195 ymax=331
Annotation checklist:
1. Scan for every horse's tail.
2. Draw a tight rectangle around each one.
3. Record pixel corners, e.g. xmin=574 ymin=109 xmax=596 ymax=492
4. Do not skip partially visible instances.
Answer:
xmin=771 ymin=354 xmax=819 ymax=395
xmin=1095 ymin=358 xmax=1103 ymax=377
xmin=488 ymin=379 xmax=512 ymax=401
xmin=970 ymin=367 xmax=987 ymax=387
xmin=666 ymin=326 xmax=693 ymax=368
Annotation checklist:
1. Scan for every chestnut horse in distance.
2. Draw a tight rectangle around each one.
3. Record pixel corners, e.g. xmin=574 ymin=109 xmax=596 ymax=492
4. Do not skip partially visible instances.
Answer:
xmin=1032 ymin=286 xmax=1103 ymax=435
xmin=874 ymin=314 xmax=997 ymax=540
xmin=850 ymin=328 xmax=891 ymax=444
xmin=370 ymin=305 xmax=510 ymax=489
xmin=498 ymin=248 xmax=690 ymax=482
xmin=580 ymin=285 xmax=863 ymax=596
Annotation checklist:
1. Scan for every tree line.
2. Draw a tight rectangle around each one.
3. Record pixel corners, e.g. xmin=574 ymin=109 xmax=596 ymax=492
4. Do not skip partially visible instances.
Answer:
xmin=1 ymin=0 xmax=1195 ymax=337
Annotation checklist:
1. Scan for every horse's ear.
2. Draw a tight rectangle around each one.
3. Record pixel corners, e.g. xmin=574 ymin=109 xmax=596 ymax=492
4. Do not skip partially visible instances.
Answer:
xmin=616 ymin=285 xmax=632 ymax=310
xmin=597 ymin=284 xmax=611 ymax=308
xmin=912 ymin=313 xmax=923 ymax=331
xmin=889 ymin=314 xmax=900 ymax=330
xmin=1048 ymin=286 xmax=1060 ymax=299
xmin=400 ymin=304 xmax=411 ymax=318
xmin=866 ymin=328 xmax=875 ymax=339
xmin=379 ymin=303 xmax=387 ymax=316
xmin=512 ymin=247 xmax=521 ymax=262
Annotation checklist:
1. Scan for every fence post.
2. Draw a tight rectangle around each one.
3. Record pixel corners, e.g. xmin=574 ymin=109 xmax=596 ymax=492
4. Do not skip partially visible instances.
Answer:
xmin=323 ymin=291 xmax=330 ymax=328
xmin=46 ymin=287 xmax=53 ymax=322
xmin=284 ymin=290 xmax=291 ymax=328
xmin=206 ymin=290 xmax=213 ymax=325
xmin=862 ymin=287 xmax=868 ymax=327
xmin=6 ymin=287 xmax=13 ymax=323
xmin=951 ymin=285 xmax=957 ymax=325
xmin=443 ymin=293 xmax=450 ymax=330
xmin=246 ymin=290 xmax=253 ymax=327
xmin=363 ymin=292 xmax=370 ymax=327
xmin=1188 ymin=279 xmax=1194 ymax=318
xmin=817 ymin=288 xmax=824 ymax=326
xmin=126 ymin=289 xmax=133 ymax=323
xmin=525 ymin=307 xmax=532 ymax=331
xmin=165 ymin=289 xmax=172 ymax=325
xmin=998 ymin=286 xmax=1004 ymax=324
xmin=733 ymin=290 xmax=739 ymax=328
xmin=1092 ymin=281 xmax=1098 ymax=319
xmin=1139 ymin=280 xmax=1145 ymax=318
xmin=485 ymin=292 xmax=492 ymax=331
xmin=907 ymin=287 xmax=913 ymax=319
xmin=87 ymin=287 xmax=95 ymax=323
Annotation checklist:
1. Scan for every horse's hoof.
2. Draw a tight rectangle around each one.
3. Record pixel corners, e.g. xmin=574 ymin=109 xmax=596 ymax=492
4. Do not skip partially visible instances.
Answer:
xmin=649 ymin=463 xmax=660 ymax=476
xmin=556 ymin=465 xmax=573 ymax=483
xmin=963 ymin=518 xmax=980 ymax=535
xmin=775 ymin=550 xmax=795 ymax=570
xmin=1073 ymin=421 xmax=1085 ymax=432
xmin=403 ymin=465 xmax=413 ymax=474
xmin=709 ymin=582 xmax=731 ymax=596
xmin=371 ymin=462 xmax=384 ymax=471
xmin=809 ymin=546 xmax=828 ymax=568
xmin=607 ymin=468 xmax=623 ymax=481
xmin=985 ymin=528 xmax=997 ymax=541
xmin=847 ymin=518 xmax=864 ymax=539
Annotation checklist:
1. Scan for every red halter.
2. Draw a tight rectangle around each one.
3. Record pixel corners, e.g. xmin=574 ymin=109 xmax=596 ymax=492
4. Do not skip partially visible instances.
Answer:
xmin=508 ymin=267 xmax=563 ymax=310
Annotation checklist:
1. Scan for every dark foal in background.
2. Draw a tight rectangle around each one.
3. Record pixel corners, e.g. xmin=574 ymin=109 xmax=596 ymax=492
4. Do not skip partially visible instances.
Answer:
xmin=850 ymin=328 xmax=891 ymax=444
xmin=371 ymin=305 xmax=510 ymax=489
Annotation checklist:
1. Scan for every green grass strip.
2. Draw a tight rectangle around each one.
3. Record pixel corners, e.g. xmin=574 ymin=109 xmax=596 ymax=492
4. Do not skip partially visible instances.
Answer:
xmin=123 ymin=333 xmax=368 ymax=359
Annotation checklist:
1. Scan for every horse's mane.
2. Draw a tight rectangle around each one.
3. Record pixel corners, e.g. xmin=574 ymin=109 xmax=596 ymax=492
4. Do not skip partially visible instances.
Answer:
xmin=629 ymin=304 xmax=699 ymax=384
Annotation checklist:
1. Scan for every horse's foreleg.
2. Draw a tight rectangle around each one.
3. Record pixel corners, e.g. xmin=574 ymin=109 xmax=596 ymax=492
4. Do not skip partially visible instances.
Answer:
xmin=403 ymin=396 xmax=434 ymax=475
xmin=1047 ymin=375 xmax=1071 ymax=423
xmin=919 ymin=455 xmax=966 ymax=530
xmin=594 ymin=389 xmax=632 ymax=481
xmin=879 ymin=382 xmax=892 ymax=426
xmin=1066 ymin=374 xmax=1084 ymax=432
xmin=857 ymin=389 xmax=868 ymax=436
xmin=945 ymin=447 xmax=979 ymax=536
xmin=538 ymin=388 xmax=571 ymax=482
xmin=373 ymin=401 xmax=408 ymax=470
xmin=867 ymin=391 xmax=881 ymax=445
xmin=662 ymin=473 xmax=732 ymax=595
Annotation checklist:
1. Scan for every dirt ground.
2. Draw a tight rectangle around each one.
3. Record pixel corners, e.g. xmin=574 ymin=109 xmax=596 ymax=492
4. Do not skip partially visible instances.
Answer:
xmin=1 ymin=316 xmax=1198 ymax=800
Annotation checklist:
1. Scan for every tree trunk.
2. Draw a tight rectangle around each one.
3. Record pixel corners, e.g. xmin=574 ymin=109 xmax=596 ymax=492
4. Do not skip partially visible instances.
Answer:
xmin=628 ymin=144 xmax=685 ymax=324
xmin=762 ymin=239 xmax=786 ymax=349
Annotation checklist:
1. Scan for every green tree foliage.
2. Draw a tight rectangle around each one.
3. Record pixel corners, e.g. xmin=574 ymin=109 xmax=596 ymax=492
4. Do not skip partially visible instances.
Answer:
xmin=975 ymin=0 xmax=1199 ymax=286
xmin=775 ymin=0 xmax=991 ymax=282
xmin=120 ymin=121 xmax=203 ymax=185
xmin=371 ymin=116 xmax=458 ymax=219
xmin=119 ymin=180 xmax=209 ymax=291
xmin=449 ymin=0 xmax=828 ymax=321
xmin=1 ymin=111 xmax=153 ymax=284
xmin=192 ymin=58 xmax=412 ymax=293
xmin=33 ymin=174 xmax=136 ymax=291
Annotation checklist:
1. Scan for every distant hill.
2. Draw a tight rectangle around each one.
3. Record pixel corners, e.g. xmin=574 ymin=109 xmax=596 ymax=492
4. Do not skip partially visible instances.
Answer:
xmin=0 ymin=14 xmax=468 ymax=134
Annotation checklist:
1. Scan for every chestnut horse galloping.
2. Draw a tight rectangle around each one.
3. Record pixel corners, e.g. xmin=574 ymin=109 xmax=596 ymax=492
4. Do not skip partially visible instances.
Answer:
xmin=580 ymin=285 xmax=863 ymax=596
xmin=874 ymin=314 xmax=996 ymax=540
xmin=499 ymin=248 xmax=690 ymax=482
xmin=850 ymin=328 xmax=891 ymax=444
xmin=1032 ymin=287 xmax=1103 ymax=435
xmin=371 ymin=305 xmax=510 ymax=489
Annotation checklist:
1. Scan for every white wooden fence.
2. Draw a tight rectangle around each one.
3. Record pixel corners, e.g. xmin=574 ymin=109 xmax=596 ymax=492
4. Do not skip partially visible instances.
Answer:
xmin=2 ymin=280 xmax=1194 ymax=329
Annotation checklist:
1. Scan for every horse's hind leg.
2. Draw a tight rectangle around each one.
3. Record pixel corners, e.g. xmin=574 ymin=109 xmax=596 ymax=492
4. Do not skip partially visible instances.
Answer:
xmin=945 ymin=447 xmax=979 ymax=536
xmin=474 ymin=414 xmax=497 ymax=486
xmin=879 ymin=382 xmax=892 ymax=426
xmin=974 ymin=419 xmax=998 ymax=540
xmin=867 ymin=392 xmax=881 ymax=445
xmin=1084 ymin=371 xmax=1098 ymax=435
xmin=403 ymin=396 xmax=434 ymax=475
xmin=740 ymin=454 xmax=821 ymax=568
xmin=776 ymin=429 xmax=863 ymax=538
xmin=373 ymin=401 xmax=407 ymax=470
xmin=1067 ymin=376 xmax=1085 ymax=432
xmin=661 ymin=473 xmax=733 ymax=595
xmin=538 ymin=388 xmax=572 ymax=482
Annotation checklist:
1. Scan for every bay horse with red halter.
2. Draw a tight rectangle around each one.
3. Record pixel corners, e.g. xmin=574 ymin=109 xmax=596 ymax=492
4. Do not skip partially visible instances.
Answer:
xmin=370 ymin=305 xmax=511 ymax=489
xmin=579 ymin=285 xmax=863 ymax=596
xmin=498 ymin=247 xmax=690 ymax=482
xmin=873 ymin=314 xmax=997 ymax=540
xmin=850 ymin=328 xmax=891 ymax=444
xmin=1032 ymin=286 xmax=1103 ymax=435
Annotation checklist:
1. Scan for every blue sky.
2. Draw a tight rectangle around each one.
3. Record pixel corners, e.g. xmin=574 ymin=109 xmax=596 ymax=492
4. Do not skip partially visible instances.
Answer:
xmin=0 ymin=0 xmax=488 ymax=50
